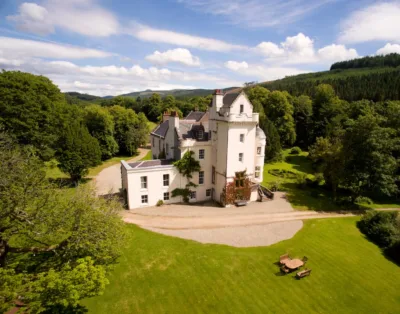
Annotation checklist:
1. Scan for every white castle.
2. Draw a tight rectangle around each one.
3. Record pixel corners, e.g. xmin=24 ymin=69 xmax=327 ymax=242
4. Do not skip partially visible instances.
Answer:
xmin=121 ymin=89 xmax=273 ymax=209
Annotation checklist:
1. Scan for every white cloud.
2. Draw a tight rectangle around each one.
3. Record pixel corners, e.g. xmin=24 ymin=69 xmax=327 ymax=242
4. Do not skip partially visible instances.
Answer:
xmin=127 ymin=23 xmax=247 ymax=52
xmin=177 ymin=0 xmax=335 ymax=28
xmin=376 ymin=43 xmax=400 ymax=55
xmin=256 ymin=33 xmax=358 ymax=64
xmin=224 ymin=61 xmax=248 ymax=71
xmin=224 ymin=61 xmax=305 ymax=81
xmin=0 ymin=36 xmax=112 ymax=59
xmin=146 ymin=48 xmax=201 ymax=66
xmin=317 ymin=44 xmax=358 ymax=61
xmin=339 ymin=2 xmax=400 ymax=44
xmin=7 ymin=0 xmax=119 ymax=37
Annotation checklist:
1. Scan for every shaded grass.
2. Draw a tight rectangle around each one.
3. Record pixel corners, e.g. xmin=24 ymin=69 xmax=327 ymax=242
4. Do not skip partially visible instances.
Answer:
xmin=263 ymin=150 xmax=341 ymax=211
xmin=82 ymin=218 xmax=400 ymax=313
xmin=140 ymin=150 xmax=152 ymax=161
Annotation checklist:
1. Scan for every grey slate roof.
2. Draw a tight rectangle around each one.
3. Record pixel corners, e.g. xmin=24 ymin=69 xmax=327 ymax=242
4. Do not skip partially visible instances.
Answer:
xmin=151 ymin=120 xmax=169 ymax=138
xmin=222 ymin=92 xmax=240 ymax=109
xmin=185 ymin=111 xmax=206 ymax=122
xmin=129 ymin=159 xmax=174 ymax=169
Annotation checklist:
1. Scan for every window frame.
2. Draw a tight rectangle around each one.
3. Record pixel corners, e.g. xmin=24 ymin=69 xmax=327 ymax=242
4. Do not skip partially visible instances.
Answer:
xmin=255 ymin=166 xmax=261 ymax=178
xmin=141 ymin=195 xmax=148 ymax=204
xmin=163 ymin=174 xmax=169 ymax=186
xmin=140 ymin=176 xmax=148 ymax=189
xmin=163 ymin=192 xmax=170 ymax=201
xmin=199 ymin=171 xmax=204 ymax=185
xmin=239 ymin=153 xmax=243 ymax=162
xmin=206 ymin=189 xmax=211 ymax=197
xmin=190 ymin=191 xmax=197 ymax=199
xmin=199 ymin=149 xmax=205 ymax=160
xmin=240 ymin=134 xmax=244 ymax=143
xmin=257 ymin=147 xmax=261 ymax=154
xmin=240 ymin=104 xmax=244 ymax=114
xmin=212 ymin=166 xmax=215 ymax=184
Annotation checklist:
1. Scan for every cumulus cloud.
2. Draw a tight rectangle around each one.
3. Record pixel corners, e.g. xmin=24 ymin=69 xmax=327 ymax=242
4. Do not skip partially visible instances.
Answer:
xmin=339 ymin=2 xmax=400 ymax=44
xmin=177 ymin=0 xmax=334 ymax=28
xmin=224 ymin=61 xmax=248 ymax=71
xmin=128 ymin=23 xmax=247 ymax=52
xmin=317 ymin=44 xmax=358 ymax=61
xmin=376 ymin=43 xmax=400 ymax=55
xmin=224 ymin=61 xmax=305 ymax=81
xmin=256 ymin=33 xmax=358 ymax=64
xmin=146 ymin=48 xmax=201 ymax=66
xmin=0 ymin=36 xmax=112 ymax=59
xmin=7 ymin=0 xmax=119 ymax=37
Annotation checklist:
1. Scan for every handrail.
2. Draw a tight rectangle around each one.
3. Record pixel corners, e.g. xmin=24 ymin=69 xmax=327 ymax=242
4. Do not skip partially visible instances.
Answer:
xmin=259 ymin=185 xmax=274 ymax=199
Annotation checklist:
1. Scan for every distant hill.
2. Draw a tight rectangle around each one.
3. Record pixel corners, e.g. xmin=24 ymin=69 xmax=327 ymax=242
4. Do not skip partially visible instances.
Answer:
xmin=120 ymin=87 xmax=239 ymax=99
xmin=64 ymin=92 xmax=102 ymax=101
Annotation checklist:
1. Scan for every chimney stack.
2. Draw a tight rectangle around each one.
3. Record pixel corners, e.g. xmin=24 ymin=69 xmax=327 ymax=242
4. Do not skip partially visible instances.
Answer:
xmin=212 ymin=89 xmax=224 ymax=111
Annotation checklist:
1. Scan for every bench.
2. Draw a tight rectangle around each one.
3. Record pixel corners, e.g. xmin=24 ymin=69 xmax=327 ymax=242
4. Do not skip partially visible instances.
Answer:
xmin=235 ymin=200 xmax=248 ymax=207
xmin=296 ymin=268 xmax=312 ymax=279
xmin=280 ymin=266 xmax=290 ymax=274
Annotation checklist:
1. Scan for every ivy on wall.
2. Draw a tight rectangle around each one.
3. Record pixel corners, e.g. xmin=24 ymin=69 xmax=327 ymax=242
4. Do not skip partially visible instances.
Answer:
xmin=221 ymin=171 xmax=252 ymax=205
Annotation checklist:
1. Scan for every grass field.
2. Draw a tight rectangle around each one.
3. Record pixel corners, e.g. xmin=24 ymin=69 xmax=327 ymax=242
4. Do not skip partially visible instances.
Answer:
xmin=263 ymin=149 xmax=400 ymax=210
xmin=140 ymin=150 xmax=152 ymax=161
xmin=82 ymin=217 xmax=400 ymax=313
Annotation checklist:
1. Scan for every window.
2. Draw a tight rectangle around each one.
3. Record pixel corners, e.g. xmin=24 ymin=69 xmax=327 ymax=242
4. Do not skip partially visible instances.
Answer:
xmin=190 ymin=191 xmax=197 ymax=199
xmin=163 ymin=192 xmax=170 ymax=201
xmin=240 ymin=104 xmax=244 ymax=113
xmin=141 ymin=195 xmax=148 ymax=204
xmin=199 ymin=149 xmax=205 ymax=159
xmin=257 ymin=147 xmax=261 ymax=154
xmin=212 ymin=166 xmax=215 ymax=184
xmin=239 ymin=153 xmax=243 ymax=162
xmin=235 ymin=171 xmax=245 ymax=188
xmin=255 ymin=166 xmax=261 ymax=178
xmin=166 ymin=143 xmax=169 ymax=155
xmin=199 ymin=171 xmax=204 ymax=185
xmin=163 ymin=174 xmax=169 ymax=186
xmin=240 ymin=134 xmax=244 ymax=142
xmin=198 ymin=130 xmax=204 ymax=140
xmin=141 ymin=176 xmax=147 ymax=189
xmin=206 ymin=189 xmax=211 ymax=197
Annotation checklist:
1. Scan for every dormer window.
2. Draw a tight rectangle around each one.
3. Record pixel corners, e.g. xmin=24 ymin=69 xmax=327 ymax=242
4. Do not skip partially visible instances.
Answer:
xmin=198 ymin=130 xmax=204 ymax=140
xmin=240 ymin=104 xmax=244 ymax=114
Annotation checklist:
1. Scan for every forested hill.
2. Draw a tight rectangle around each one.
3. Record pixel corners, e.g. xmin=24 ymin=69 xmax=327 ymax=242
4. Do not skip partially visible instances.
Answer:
xmin=120 ymin=87 xmax=238 ymax=98
xmin=330 ymin=53 xmax=400 ymax=70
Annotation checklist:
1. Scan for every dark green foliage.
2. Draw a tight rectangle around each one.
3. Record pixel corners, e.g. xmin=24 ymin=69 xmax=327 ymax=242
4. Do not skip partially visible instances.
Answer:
xmin=358 ymin=211 xmax=400 ymax=248
xmin=293 ymin=95 xmax=312 ymax=148
xmin=0 ymin=71 xmax=66 ymax=160
xmin=57 ymin=122 xmax=101 ymax=184
xmin=331 ymin=53 xmax=400 ymax=70
xmin=264 ymin=119 xmax=282 ymax=161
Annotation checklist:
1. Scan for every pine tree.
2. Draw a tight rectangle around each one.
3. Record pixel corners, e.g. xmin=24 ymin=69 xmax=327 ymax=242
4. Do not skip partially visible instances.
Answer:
xmin=264 ymin=119 xmax=282 ymax=162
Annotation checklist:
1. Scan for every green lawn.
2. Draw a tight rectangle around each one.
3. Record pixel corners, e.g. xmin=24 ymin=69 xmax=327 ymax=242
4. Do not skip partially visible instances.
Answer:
xmin=82 ymin=218 xmax=400 ymax=313
xmin=140 ymin=150 xmax=152 ymax=161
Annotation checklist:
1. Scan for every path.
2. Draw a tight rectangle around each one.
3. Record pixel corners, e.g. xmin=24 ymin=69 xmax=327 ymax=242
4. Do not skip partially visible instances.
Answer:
xmin=95 ymin=148 xmax=149 ymax=196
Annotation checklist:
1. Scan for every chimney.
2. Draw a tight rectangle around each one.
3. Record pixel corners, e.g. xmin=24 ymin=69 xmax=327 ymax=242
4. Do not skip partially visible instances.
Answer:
xmin=163 ymin=111 xmax=170 ymax=122
xmin=168 ymin=110 xmax=179 ymax=132
xmin=212 ymin=89 xmax=224 ymax=111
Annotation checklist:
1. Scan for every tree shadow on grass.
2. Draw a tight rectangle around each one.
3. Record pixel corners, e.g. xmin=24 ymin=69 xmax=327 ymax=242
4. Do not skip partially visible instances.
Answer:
xmin=48 ymin=177 xmax=92 ymax=189
xmin=285 ymin=155 xmax=314 ymax=175
xmin=42 ymin=304 xmax=88 ymax=314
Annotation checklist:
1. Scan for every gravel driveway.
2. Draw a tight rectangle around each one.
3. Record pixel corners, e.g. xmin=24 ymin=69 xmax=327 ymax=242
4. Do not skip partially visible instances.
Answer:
xmin=95 ymin=148 xmax=149 ymax=196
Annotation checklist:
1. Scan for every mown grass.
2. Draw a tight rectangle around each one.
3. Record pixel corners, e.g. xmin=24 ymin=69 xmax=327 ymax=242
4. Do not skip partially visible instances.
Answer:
xmin=82 ymin=218 xmax=400 ymax=313
xmin=140 ymin=150 xmax=153 ymax=161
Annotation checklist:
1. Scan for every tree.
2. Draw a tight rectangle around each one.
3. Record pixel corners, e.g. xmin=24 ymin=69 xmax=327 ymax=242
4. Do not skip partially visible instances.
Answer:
xmin=125 ymin=112 xmax=150 ymax=154
xmin=107 ymin=105 xmax=141 ymax=155
xmin=0 ymin=71 xmax=67 ymax=160
xmin=0 ymin=135 xmax=125 ymax=312
xmin=293 ymin=95 xmax=312 ymax=148
xmin=57 ymin=122 xmax=101 ymax=184
xmin=144 ymin=93 xmax=162 ymax=121
xmin=83 ymin=105 xmax=119 ymax=160
xmin=264 ymin=119 xmax=282 ymax=162
xmin=265 ymin=91 xmax=296 ymax=146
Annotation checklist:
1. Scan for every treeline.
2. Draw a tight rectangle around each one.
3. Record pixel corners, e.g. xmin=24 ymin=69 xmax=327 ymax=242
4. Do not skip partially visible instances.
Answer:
xmin=261 ymin=67 xmax=400 ymax=102
xmin=247 ymin=84 xmax=400 ymax=204
xmin=95 ymin=93 xmax=213 ymax=122
xmin=331 ymin=53 xmax=400 ymax=70
xmin=0 ymin=71 xmax=149 ymax=183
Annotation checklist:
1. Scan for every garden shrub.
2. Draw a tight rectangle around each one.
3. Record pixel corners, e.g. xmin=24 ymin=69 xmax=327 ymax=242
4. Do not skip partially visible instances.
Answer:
xmin=355 ymin=196 xmax=373 ymax=205
xmin=295 ymin=173 xmax=308 ymax=188
xmin=290 ymin=146 xmax=302 ymax=155
xmin=268 ymin=169 xmax=297 ymax=179
xmin=156 ymin=200 xmax=164 ymax=207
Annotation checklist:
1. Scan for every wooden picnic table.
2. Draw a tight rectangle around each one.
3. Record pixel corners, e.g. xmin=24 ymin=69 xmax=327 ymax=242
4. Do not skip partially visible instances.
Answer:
xmin=283 ymin=259 xmax=304 ymax=270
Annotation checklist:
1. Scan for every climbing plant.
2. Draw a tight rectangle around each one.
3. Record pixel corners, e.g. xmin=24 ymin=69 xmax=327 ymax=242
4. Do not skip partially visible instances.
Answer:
xmin=171 ymin=151 xmax=201 ymax=202
xmin=221 ymin=170 xmax=252 ymax=205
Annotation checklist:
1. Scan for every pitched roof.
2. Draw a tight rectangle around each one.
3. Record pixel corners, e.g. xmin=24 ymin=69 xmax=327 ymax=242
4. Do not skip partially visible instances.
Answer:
xmin=222 ymin=92 xmax=240 ymax=109
xmin=185 ymin=111 xmax=206 ymax=122
xmin=151 ymin=120 xmax=169 ymax=138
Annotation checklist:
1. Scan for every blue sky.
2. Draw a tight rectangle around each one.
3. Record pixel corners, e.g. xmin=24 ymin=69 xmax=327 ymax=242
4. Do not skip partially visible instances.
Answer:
xmin=0 ymin=0 xmax=400 ymax=96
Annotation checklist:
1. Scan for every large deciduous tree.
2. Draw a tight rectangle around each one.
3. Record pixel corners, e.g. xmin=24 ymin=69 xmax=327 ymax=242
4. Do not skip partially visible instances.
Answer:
xmin=0 ymin=134 xmax=125 ymax=312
